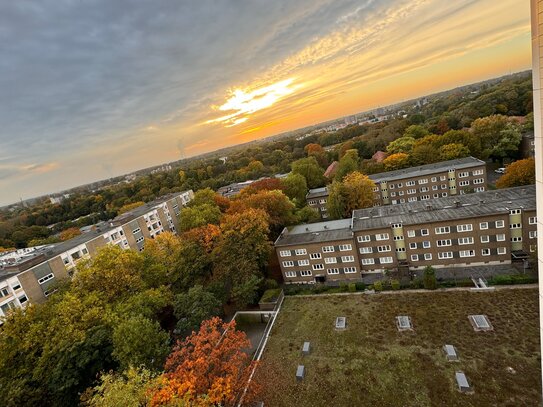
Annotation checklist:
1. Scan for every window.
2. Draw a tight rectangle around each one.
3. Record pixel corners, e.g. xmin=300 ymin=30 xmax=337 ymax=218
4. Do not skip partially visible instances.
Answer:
xmin=408 ymin=196 xmax=417 ymax=202
xmin=341 ymin=256 xmax=355 ymax=263
xmin=435 ymin=226 xmax=450 ymax=234
xmin=496 ymin=234 xmax=506 ymax=242
xmin=11 ymin=283 xmax=21 ymax=291
xmin=459 ymin=250 xmax=475 ymax=258
xmin=38 ymin=273 xmax=54 ymax=285
xmin=475 ymin=187 xmax=485 ymax=192
xmin=511 ymin=236 xmax=522 ymax=242
xmin=529 ymin=231 xmax=537 ymax=239
xmin=438 ymin=252 xmax=453 ymax=259
xmin=479 ymin=222 xmax=488 ymax=230
xmin=0 ymin=287 xmax=9 ymax=298
xmin=132 ymin=227 xmax=141 ymax=234
xmin=480 ymin=235 xmax=489 ymax=243
xmin=391 ymin=223 xmax=402 ymax=229
xmin=481 ymin=248 xmax=490 ymax=256
xmin=344 ymin=267 xmax=357 ymax=273
xmin=299 ymin=259 xmax=310 ymax=266
xmin=473 ymin=169 xmax=484 ymax=176
xmin=359 ymin=247 xmax=373 ymax=254
xmin=322 ymin=246 xmax=335 ymax=253
xmin=300 ymin=270 xmax=312 ymax=277
xmin=458 ymin=171 xmax=469 ymax=178
xmin=510 ymin=209 xmax=521 ymax=215
xmin=418 ymin=178 xmax=428 ymax=184
xmin=295 ymin=248 xmax=307 ymax=255
xmin=407 ymin=230 xmax=415 ymax=237
xmin=136 ymin=236 xmax=145 ymax=244
xmin=375 ymin=233 xmax=389 ymax=241
xmin=458 ymin=180 xmax=470 ymax=187
xmin=406 ymin=180 xmax=415 ymax=186
xmin=285 ymin=271 xmax=296 ymax=278
xmin=377 ymin=245 xmax=391 ymax=252
xmin=510 ymin=223 xmax=521 ymax=229
xmin=441 ymin=192 xmax=448 ymax=197
xmin=458 ymin=237 xmax=474 ymax=245
xmin=431 ymin=177 xmax=437 ymax=182
xmin=437 ymin=239 xmax=452 ymax=247
xmin=279 ymin=250 xmax=291 ymax=257
xmin=421 ymin=229 xmax=429 ymax=236
xmin=457 ymin=224 xmax=473 ymax=232
xmin=309 ymin=253 xmax=321 ymax=260
xmin=496 ymin=220 xmax=505 ymax=228
xmin=380 ymin=257 xmax=393 ymax=264
xmin=497 ymin=247 xmax=507 ymax=255
xmin=411 ymin=254 xmax=419 ymax=261
xmin=325 ymin=257 xmax=337 ymax=264
xmin=357 ymin=235 xmax=370 ymax=243
xmin=409 ymin=242 xmax=417 ymax=249
xmin=420 ymin=186 xmax=429 ymax=192
xmin=422 ymin=241 xmax=431 ymax=248
xmin=432 ymin=186 xmax=438 ymax=191
xmin=440 ymin=175 xmax=447 ymax=181
xmin=473 ymin=178 xmax=484 ymax=184
xmin=312 ymin=264 xmax=324 ymax=270
xmin=396 ymin=247 xmax=406 ymax=252
xmin=529 ymin=216 xmax=537 ymax=224
xmin=81 ymin=247 xmax=88 ymax=255
xmin=62 ymin=257 xmax=70 ymax=265
xmin=421 ymin=195 xmax=430 ymax=201
xmin=282 ymin=261 xmax=294 ymax=267
xmin=397 ymin=182 xmax=403 ymax=188
xmin=361 ymin=258 xmax=375 ymax=265
xmin=407 ymin=189 xmax=416 ymax=195
xmin=327 ymin=268 xmax=340 ymax=275
xmin=424 ymin=253 xmax=432 ymax=260
xmin=18 ymin=295 xmax=28 ymax=304
xmin=339 ymin=244 xmax=352 ymax=251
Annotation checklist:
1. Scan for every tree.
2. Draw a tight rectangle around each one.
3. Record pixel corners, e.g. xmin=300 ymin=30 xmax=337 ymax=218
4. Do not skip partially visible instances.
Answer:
xmin=496 ymin=158 xmax=536 ymax=188
xmin=423 ymin=266 xmax=437 ymax=290
xmin=174 ymin=285 xmax=222 ymax=334
xmin=334 ymin=149 xmax=359 ymax=181
xmin=386 ymin=136 xmax=416 ymax=155
xmin=403 ymin=124 xmax=429 ymax=139
xmin=240 ymin=178 xmax=284 ymax=196
xmin=438 ymin=143 xmax=470 ymax=161
xmin=410 ymin=144 xmax=440 ymax=166
xmin=291 ymin=157 xmax=325 ymax=189
xmin=383 ymin=153 xmax=410 ymax=171
xmin=189 ymin=188 xmax=220 ymax=207
xmin=178 ymin=204 xmax=222 ymax=232
xmin=59 ymin=227 xmax=82 ymax=241
xmin=304 ymin=143 xmax=328 ymax=168
xmin=471 ymin=114 xmax=509 ymax=152
xmin=85 ymin=367 xmax=156 ymax=407
xmin=295 ymin=206 xmax=321 ymax=223
xmin=490 ymin=122 xmax=522 ymax=163
xmin=112 ymin=315 xmax=170 ymax=371
xmin=228 ymin=190 xmax=296 ymax=235
xmin=326 ymin=172 xmax=375 ymax=219
xmin=150 ymin=318 xmax=256 ymax=407
xmin=280 ymin=173 xmax=308 ymax=206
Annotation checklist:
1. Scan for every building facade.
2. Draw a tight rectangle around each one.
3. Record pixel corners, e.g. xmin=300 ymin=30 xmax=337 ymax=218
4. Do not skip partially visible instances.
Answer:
xmin=306 ymin=157 xmax=487 ymax=219
xmin=278 ymin=186 xmax=535 ymax=284
xmin=0 ymin=190 xmax=194 ymax=321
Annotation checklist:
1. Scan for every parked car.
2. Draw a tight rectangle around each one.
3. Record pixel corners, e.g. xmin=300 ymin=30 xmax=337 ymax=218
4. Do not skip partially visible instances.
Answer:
xmin=495 ymin=167 xmax=506 ymax=174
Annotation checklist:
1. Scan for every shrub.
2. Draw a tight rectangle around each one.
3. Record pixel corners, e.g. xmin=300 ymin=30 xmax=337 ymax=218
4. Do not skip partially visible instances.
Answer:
xmin=312 ymin=284 xmax=330 ymax=294
xmin=260 ymin=288 xmax=281 ymax=303
xmin=488 ymin=274 xmax=538 ymax=285
xmin=355 ymin=281 xmax=366 ymax=291
xmin=391 ymin=280 xmax=400 ymax=290
xmin=423 ymin=266 xmax=437 ymax=290
xmin=264 ymin=278 xmax=279 ymax=290
xmin=339 ymin=283 xmax=349 ymax=292
xmin=348 ymin=283 xmax=356 ymax=292
xmin=373 ymin=280 xmax=383 ymax=292
xmin=410 ymin=278 xmax=424 ymax=289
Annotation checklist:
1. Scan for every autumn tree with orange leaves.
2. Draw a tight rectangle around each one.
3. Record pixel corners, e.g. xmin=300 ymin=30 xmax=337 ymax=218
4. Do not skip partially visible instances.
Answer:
xmin=496 ymin=157 xmax=536 ymax=189
xmin=150 ymin=317 xmax=258 ymax=407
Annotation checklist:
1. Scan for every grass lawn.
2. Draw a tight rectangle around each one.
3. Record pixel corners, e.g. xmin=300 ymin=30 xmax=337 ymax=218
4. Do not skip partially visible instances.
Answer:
xmin=256 ymin=288 xmax=540 ymax=407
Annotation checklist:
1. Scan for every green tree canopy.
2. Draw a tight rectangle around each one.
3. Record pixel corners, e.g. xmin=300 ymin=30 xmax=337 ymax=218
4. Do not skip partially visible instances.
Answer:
xmin=291 ymin=156 xmax=325 ymax=189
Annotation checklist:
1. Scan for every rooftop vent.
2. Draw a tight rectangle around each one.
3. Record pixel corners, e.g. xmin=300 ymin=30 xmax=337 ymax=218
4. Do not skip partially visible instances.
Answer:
xmin=296 ymin=365 xmax=305 ymax=381
xmin=302 ymin=342 xmax=311 ymax=355
xmin=324 ymin=225 xmax=328 ymax=229
xmin=443 ymin=344 xmax=459 ymax=361
xmin=425 ymin=204 xmax=433 ymax=211
xmin=468 ymin=314 xmax=493 ymax=331
xmin=396 ymin=315 xmax=413 ymax=331
xmin=454 ymin=201 xmax=461 ymax=208
xmin=455 ymin=371 xmax=472 ymax=393
xmin=335 ymin=316 xmax=346 ymax=330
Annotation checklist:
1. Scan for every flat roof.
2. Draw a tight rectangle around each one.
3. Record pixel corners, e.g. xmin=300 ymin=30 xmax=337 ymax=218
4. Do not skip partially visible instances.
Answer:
xmin=275 ymin=219 xmax=353 ymax=247
xmin=368 ymin=156 xmax=485 ymax=183
xmin=352 ymin=185 xmax=535 ymax=231
xmin=306 ymin=187 xmax=328 ymax=199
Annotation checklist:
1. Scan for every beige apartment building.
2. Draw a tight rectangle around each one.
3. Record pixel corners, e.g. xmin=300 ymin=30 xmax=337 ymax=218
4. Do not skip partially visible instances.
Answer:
xmin=307 ymin=157 xmax=487 ymax=219
xmin=278 ymin=186 xmax=535 ymax=284
xmin=0 ymin=190 xmax=194 ymax=319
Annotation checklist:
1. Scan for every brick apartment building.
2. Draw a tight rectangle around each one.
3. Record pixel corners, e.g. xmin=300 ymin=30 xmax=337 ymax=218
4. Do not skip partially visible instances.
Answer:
xmin=307 ymin=157 xmax=487 ymax=219
xmin=0 ymin=190 xmax=194 ymax=320
xmin=278 ymin=185 xmax=536 ymax=284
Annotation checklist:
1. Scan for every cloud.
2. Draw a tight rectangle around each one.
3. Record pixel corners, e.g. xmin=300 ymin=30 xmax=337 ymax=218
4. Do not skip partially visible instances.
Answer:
xmin=0 ymin=162 xmax=59 ymax=181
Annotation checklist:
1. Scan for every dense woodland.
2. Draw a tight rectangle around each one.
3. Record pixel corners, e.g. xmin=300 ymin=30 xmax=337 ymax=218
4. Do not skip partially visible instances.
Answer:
xmin=0 ymin=72 xmax=538 ymax=405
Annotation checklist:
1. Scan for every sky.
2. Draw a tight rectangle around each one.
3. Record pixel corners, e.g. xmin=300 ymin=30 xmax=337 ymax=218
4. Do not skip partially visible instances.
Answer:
xmin=0 ymin=0 xmax=532 ymax=205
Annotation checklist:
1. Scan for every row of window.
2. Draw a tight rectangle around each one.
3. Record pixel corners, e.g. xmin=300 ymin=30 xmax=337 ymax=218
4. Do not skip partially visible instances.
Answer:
xmin=279 ymin=244 xmax=352 ymax=257
xmin=282 ymin=256 xmax=356 ymax=268
xmin=285 ymin=267 xmax=358 ymax=278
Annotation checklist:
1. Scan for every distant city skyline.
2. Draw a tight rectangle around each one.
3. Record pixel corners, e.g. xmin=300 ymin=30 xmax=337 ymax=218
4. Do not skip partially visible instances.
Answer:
xmin=0 ymin=0 xmax=531 ymax=205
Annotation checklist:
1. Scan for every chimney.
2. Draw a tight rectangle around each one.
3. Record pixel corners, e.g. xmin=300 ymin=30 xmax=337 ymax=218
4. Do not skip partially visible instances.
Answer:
xmin=454 ymin=201 xmax=461 ymax=208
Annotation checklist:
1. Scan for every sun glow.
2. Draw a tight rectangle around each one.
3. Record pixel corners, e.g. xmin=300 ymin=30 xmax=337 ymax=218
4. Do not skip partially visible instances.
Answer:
xmin=206 ymin=78 xmax=299 ymax=127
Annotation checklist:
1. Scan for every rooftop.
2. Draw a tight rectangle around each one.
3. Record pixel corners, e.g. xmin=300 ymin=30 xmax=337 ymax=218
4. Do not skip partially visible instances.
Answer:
xmin=306 ymin=187 xmax=329 ymax=199
xmin=368 ymin=156 xmax=485 ymax=183
xmin=275 ymin=219 xmax=353 ymax=247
